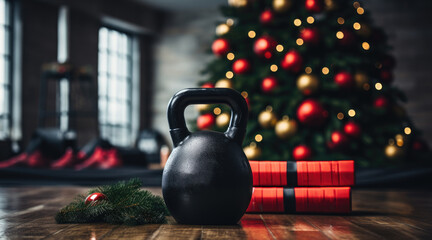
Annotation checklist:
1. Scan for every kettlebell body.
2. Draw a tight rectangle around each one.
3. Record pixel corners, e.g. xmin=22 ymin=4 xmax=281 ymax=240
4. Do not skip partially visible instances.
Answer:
xmin=163 ymin=88 xmax=252 ymax=225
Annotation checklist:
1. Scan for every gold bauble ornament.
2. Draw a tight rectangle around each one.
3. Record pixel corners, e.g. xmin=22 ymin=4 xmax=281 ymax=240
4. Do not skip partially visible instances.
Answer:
xmin=258 ymin=109 xmax=277 ymax=128
xmin=216 ymin=23 xmax=230 ymax=36
xmin=243 ymin=143 xmax=262 ymax=160
xmin=357 ymin=23 xmax=372 ymax=37
xmin=195 ymin=104 xmax=211 ymax=112
xmin=297 ymin=74 xmax=319 ymax=95
xmin=354 ymin=72 xmax=369 ymax=88
xmin=273 ymin=0 xmax=292 ymax=12
xmin=385 ymin=144 xmax=404 ymax=159
xmin=324 ymin=0 xmax=338 ymax=11
xmin=215 ymin=78 xmax=233 ymax=88
xmin=216 ymin=112 xmax=231 ymax=128
xmin=228 ymin=0 xmax=248 ymax=8
xmin=275 ymin=118 xmax=297 ymax=139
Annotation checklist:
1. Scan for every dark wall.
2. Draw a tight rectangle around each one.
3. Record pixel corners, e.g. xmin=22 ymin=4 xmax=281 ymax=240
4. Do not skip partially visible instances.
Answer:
xmin=20 ymin=0 xmax=163 ymax=147
xmin=21 ymin=0 xmax=58 ymax=147
xmin=363 ymin=0 xmax=432 ymax=146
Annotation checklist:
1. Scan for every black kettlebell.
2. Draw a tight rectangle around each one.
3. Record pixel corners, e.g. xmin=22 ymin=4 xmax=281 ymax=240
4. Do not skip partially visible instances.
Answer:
xmin=163 ymin=88 xmax=252 ymax=225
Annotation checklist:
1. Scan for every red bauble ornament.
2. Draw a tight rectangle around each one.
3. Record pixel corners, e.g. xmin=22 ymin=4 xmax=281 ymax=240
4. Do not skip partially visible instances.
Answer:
xmin=296 ymin=99 xmax=327 ymax=126
xmin=380 ymin=70 xmax=393 ymax=83
xmin=232 ymin=58 xmax=251 ymax=74
xmin=197 ymin=113 xmax=215 ymax=130
xmin=412 ymin=138 xmax=428 ymax=151
xmin=254 ymin=36 xmax=277 ymax=57
xmin=212 ymin=38 xmax=230 ymax=56
xmin=338 ymin=30 xmax=355 ymax=46
xmin=374 ymin=96 xmax=389 ymax=109
xmin=344 ymin=121 xmax=361 ymax=138
xmin=281 ymin=50 xmax=303 ymax=72
xmin=300 ymin=28 xmax=319 ymax=45
xmin=305 ymin=0 xmax=324 ymax=13
xmin=260 ymin=10 xmax=274 ymax=25
xmin=293 ymin=145 xmax=313 ymax=161
xmin=85 ymin=192 xmax=107 ymax=205
xmin=261 ymin=76 xmax=278 ymax=93
xmin=381 ymin=55 xmax=396 ymax=69
xmin=330 ymin=131 xmax=349 ymax=148
xmin=334 ymin=71 xmax=354 ymax=88
xmin=201 ymin=83 xmax=215 ymax=88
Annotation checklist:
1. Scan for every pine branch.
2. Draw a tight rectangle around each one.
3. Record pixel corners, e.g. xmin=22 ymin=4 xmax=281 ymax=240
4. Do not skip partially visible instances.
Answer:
xmin=55 ymin=178 xmax=169 ymax=225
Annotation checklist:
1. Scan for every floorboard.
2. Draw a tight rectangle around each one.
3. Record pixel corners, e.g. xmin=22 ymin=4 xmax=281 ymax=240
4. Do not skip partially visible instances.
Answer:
xmin=0 ymin=186 xmax=430 ymax=239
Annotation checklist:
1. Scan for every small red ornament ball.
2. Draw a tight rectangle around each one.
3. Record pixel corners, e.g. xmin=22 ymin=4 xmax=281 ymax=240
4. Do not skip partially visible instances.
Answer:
xmin=300 ymin=28 xmax=319 ymax=45
xmin=260 ymin=10 xmax=274 ymax=24
xmin=293 ymin=145 xmax=313 ymax=161
xmin=338 ymin=30 xmax=355 ymax=46
xmin=232 ymin=58 xmax=251 ymax=74
xmin=334 ymin=71 xmax=354 ymax=88
xmin=197 ymin=113 xmax=215 ymax=130
xmin=305 ymin=0 xmax=324 ymax=13
xmin=412 ymin=138 xmax=428 ymax=151
xmin=261 ymin=76 xmax=278 ymax=93
xmin=374 ymin=96 xmax=389 ymax=109
xmin=380 ymin=70 xmax=393 ymax=83
xmin=254 ymin=36 xmax=277 ymax=57
xmin=212 ymin=38 xmax=230 ymax=56
xmin=281 ymin=50 xmax=303 ymax=72
xmin=344 ymin=121 xmax=361 ymax=138
xmin=330 ymin=131 xmax=349 ymax=148
xmin=85 ymin=192 xmax=107 ymax=205
xmin=296 ymin=99 xmax=327 ymax=126
xmin=201 ymin=82 xmax=214 ymax=88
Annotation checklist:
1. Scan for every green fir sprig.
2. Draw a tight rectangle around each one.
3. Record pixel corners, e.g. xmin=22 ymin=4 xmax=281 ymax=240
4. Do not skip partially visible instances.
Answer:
xmin=55 ymin=178 xmax=169 ymax=225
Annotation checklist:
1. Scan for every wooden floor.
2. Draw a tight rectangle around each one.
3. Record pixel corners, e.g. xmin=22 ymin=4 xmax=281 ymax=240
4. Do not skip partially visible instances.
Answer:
xmin=0 ymin=187 xmax=431 ymax=239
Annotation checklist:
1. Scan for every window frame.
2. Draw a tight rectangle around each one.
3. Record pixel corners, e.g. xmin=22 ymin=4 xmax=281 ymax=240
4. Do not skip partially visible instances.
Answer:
xmin=97 ymin=25 xmax=136 ymax=147
xmin=0 ymin=0 xmax=14 ymax=140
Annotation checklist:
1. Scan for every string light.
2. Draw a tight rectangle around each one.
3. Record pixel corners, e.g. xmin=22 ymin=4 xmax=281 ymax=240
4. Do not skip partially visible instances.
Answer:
xmin=250 ymin=142 xmax=257 ymax=147
xmin=357 ymin=7 xmax=365 ymax=15
xmin=362 ymin=42 xmax=370 ymax=50
xmin=282 ymin=116 xmax=289 ymax=121
xmin=307 ymin=16 xmax=315 ymax=24
xmin=363 ymin=83 xmax=370 ymax=91
xmin=388 ymin=139 xmax=395 ymax=145
xmin=337 ymin=112 xmax=344 ymax=120
xmin=255 ymin=134 xmax=263 ymax=142
xmin=241 ymin=91 xmax=248 ymax=98
xmin=213 ymin=107 xmax=222 ymax=115
xmin=353 ymin=2 xmax=360 ymax=8
xmin=375 ymin=82 xmax=383 ymax=90
xmin=348 ymin=109 xmax=356 ymax=117
xmin=266 ymin=106 xmax=273 ymax=111
xmin=227 ymin=52 xmax=235 ymax=60
xmin=404 ymin=127 xmax=412 ymax=135
xmin=336 ymin=31 xmax=344 ymax=39
xmin=395 ymin=134 xmax=404 ymax=147
xmin=305 ymin=67 xmax=312 ymax=74
xmin=353 ymin=22 xmax=361 ymax=30
xmin=322 ymin=67 xmax=330 ymax=75
xmin=248 ymin=30 xmax=256 ymax=38
xmin=276 ymin=44 xmax=284 ymax=52
xmin=294 ymin=19 xmax=302 ymax=27
xmin=270 ymin=64 xmax=278 ymax=72
xmin=337 ymin=17 xmax=345 ymax=25
xmin=226 ymin=71 xmax=234 ymax=79
xmin=226 ymin=18 xmax=234 ymax=26
xmin=296 ymin=38 xmax=304 ymax=46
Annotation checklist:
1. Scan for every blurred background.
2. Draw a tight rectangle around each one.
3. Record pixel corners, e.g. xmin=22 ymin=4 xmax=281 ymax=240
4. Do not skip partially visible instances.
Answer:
xmin=0 ymin=0 xmax=431 ymax=185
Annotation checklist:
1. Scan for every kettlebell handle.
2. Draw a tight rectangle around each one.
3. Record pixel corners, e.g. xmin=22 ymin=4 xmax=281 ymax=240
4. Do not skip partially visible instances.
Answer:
xmin=167 ymin=88 xmax=248 ymax=147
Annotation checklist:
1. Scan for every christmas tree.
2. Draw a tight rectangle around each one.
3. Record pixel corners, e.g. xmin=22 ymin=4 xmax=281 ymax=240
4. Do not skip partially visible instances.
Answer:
xmin=195 ymin=0 xmax=429 ymax=166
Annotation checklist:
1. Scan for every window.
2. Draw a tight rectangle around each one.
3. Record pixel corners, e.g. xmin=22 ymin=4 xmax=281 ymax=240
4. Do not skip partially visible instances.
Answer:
xmin=98 ymin=27 xmax=134 ymax=146
xmin=0 ymin=0 xmax=11 ymax=139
